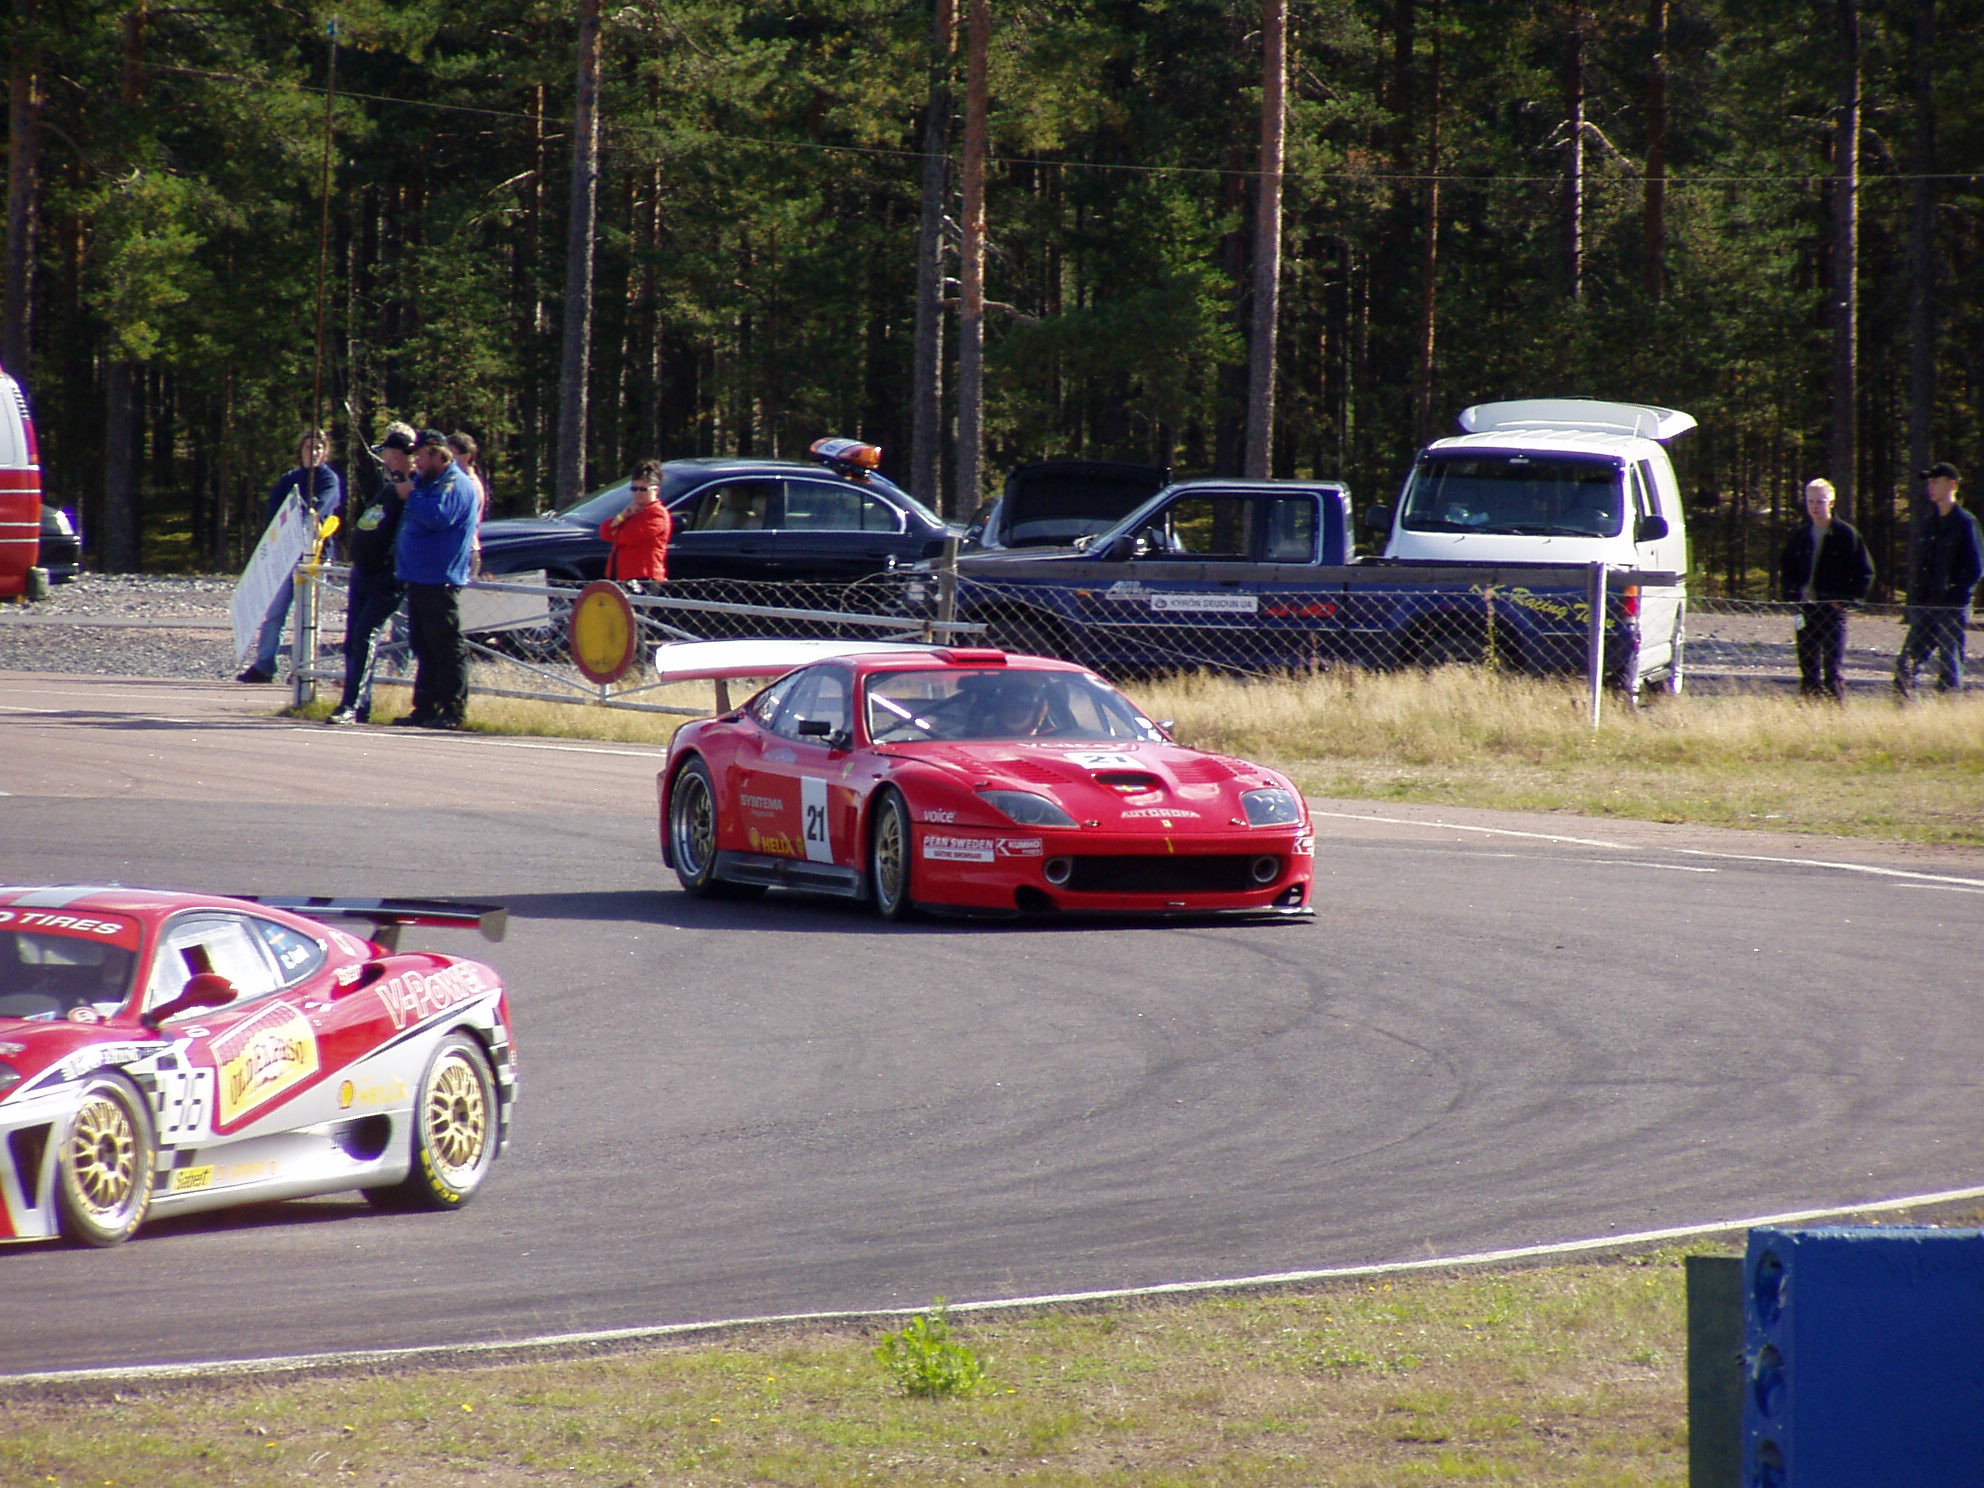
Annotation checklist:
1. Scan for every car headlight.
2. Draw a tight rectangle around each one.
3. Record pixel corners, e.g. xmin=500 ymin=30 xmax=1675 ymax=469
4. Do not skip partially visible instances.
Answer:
xmin=1241 ymin=788 xmax=1303 ymax=826
xmin=977 ymin=789 xmax=1077 ymax=828
xmin=0 ymin=1061 xmax=21 ymax=1099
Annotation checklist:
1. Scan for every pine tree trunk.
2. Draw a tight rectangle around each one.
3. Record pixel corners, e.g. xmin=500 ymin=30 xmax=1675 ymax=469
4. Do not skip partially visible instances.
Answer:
xmin=1243 ymin=0 xmax=1287 ymax=479
xmin=556 ymin=0 xmax=602 ymax=507
xmin=911 ymin=0 xmax=957 ymax=512
xmin=4 ymin=0 xmax=40 ymax=375
xmin=1829 ymin=0 xmax=1860 ymax=523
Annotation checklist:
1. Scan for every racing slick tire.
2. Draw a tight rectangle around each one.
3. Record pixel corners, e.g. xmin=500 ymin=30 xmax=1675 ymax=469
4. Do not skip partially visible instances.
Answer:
xmin=366 ymin=1034 xmax=498 ymax=1211
xmin=56 ymin=1073 xmax=155 ymax=1247
xmin=869 ymin=789 xmax=916 ymax=921
xmin=668 ymin=757 xmax=765 ymax=900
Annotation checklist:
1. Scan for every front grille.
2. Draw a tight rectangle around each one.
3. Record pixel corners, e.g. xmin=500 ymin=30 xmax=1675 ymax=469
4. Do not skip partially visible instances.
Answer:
xmin=1062 ymin=854 xmax=1262 ymax=894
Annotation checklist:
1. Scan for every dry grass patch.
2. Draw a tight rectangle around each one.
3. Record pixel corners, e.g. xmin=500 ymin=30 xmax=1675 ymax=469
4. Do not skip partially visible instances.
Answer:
xmin=0 ymin=1251 xmax=1704 ymax=1488
xmin=1135 ymin=668 xmax=1984 ymax=844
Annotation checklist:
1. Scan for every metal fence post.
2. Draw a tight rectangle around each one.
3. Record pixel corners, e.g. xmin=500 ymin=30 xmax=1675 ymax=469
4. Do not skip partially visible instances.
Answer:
xmin=1585 ymin=561 xmax=1606 ymax=729
xmin=291 ymin=562 xmax=318 ymax=710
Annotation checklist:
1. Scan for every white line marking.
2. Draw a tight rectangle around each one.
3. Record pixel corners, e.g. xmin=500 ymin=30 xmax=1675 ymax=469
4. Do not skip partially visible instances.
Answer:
xmin=1675 ymin=847 xmax=1984 ymax=890
xmin=10 ymin=1182 xmax=1983 ymax=1386
xmin=1309 ymin=809 xmax=1628 ymax=850
xmin=1896 ymin=882 xmax=1984 ymax=896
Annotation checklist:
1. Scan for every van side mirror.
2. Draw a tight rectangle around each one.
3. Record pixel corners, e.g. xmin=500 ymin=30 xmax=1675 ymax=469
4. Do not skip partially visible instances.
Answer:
xmin=1099 ymin=531 xmax=1138 ymax=562
xmin=1363 ymin=504 xmax=1393 ymax=534
xmin=1634 ymin=514 xmax=1669 ymax=543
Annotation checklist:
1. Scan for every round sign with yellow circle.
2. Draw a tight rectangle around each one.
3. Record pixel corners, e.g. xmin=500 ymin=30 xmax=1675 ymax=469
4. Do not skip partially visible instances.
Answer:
xmin=569 ymin=580 xmax=639 ymax=684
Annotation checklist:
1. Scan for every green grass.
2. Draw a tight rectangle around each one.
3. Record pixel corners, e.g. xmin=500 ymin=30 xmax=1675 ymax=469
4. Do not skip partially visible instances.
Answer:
xmin=4 ymin=1250 xmax=1718 ymax=1488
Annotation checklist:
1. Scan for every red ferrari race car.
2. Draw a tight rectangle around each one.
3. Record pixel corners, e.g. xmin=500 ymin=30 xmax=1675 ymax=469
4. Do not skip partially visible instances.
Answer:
xmin=655 ymin=642 xmax=1315 ymax=918
xmin=0 ymin=888 xmax=516 ymax=1247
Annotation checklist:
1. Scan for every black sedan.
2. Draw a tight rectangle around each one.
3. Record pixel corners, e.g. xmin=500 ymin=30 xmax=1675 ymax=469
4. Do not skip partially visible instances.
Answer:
xmin=476 ymin=444 xmax=958 ymax=586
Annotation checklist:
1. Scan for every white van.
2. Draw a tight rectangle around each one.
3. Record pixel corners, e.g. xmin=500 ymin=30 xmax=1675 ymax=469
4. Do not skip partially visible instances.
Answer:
xmin=1375 ymin=398 xmax=1695 ymax=693
xmin=0 ymin=367 xmax=46 ymax=600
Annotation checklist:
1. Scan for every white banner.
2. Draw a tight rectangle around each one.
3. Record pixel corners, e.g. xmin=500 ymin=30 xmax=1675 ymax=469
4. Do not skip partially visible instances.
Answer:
xmin=229 ymin=494 xmax=317 ymax=662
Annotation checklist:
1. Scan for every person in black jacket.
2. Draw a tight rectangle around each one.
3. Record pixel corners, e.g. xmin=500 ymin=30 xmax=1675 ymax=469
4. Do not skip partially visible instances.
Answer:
xmin=324 ymin=423 xmax=415 ymax=725
xmin=1894 ymin=462 xmax=1984 ymax=698
xmin=1777 ymin=477 xmax=1875 ymax=701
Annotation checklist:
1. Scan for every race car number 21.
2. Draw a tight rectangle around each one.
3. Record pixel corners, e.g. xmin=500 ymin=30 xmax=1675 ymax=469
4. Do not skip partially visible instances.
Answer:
xmin=801 ymin=776 xmax=834 ymax=863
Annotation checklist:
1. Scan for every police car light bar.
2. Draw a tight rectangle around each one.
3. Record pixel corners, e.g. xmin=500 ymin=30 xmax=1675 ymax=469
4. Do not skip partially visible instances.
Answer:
xmin=809 ymin=436 xmax=882 ymax=474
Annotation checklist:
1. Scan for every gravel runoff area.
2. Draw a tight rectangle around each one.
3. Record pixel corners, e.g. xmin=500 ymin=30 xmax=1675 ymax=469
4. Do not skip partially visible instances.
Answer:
xmin=0 ymin=574 xmax=249 ymax=681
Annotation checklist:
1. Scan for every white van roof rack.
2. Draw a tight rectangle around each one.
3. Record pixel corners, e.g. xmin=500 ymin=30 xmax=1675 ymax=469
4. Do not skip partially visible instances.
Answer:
xmin=1458 ymin=399 xmax=1696 ymax=442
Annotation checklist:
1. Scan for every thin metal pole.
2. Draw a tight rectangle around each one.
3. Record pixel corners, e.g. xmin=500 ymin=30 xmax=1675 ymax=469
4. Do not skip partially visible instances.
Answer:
xmin=1586 ymin=561 xmax=1605 ymax=729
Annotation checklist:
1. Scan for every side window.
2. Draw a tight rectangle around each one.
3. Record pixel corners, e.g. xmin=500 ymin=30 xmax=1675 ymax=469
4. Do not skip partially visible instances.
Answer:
xmin=254 ymin=919 xmax=327 ymax=986
xmin=770 ymin=665 xmax=853 ymax=740
xmin=145 ymin=915 xmax=286 ymax=1016
xmin=687 ymin=480 xmax=775 ymax=532
xmin=1262 ymin=497 xmax=1317 ymax=563
xmin=1635 ymin=460 xmax=1663 ymax=517
xmin=746 ymin=672 xmax=803 ymax=728
xmin=1150 ymin=496 xmax=1252 ymax=559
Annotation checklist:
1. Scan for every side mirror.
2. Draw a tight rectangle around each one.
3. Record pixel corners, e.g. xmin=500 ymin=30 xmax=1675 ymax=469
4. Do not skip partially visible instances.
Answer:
xmin=796 ymin=718 xmax=832 ymax=738
xmin=1099 ymin=532 xmax=1138 ymax=562
xmin=1362 ymin=504 xmax=1393 ymax=534
xmin=1635 ymin=514 xmax=1669 ymax=543
xmin=144 ymin=972 xmax=238 ymax=1030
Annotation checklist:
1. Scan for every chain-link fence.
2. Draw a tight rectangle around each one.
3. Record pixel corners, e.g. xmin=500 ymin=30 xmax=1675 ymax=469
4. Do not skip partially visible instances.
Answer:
xmin=287 ymin=565 xmax=1981 ymax=718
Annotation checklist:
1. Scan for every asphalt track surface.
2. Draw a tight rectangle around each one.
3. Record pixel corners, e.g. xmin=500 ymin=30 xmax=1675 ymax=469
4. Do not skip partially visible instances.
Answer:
xmin=2 ymin=671 xmax=1981 ymax=1378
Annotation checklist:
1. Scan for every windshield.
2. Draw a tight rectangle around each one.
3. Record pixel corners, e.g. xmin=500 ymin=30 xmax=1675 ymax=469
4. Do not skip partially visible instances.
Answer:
xmin=552 ymin=480 xmax=634 ymax=525
xmin=0 ymin=921 xmax=140 ymax=1021
xmin=865 ymin=668 xmax=1167 ymax=744
xmin=1399 ymin=453 xmax=1623 ymax=537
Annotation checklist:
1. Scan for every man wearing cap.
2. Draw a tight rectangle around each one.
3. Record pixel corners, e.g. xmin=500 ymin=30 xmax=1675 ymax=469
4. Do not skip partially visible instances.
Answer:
xmin=323 ymin=423 xmax=415 ymax=724
xmin=1893 ymin=461 xmax=1984 ymax=697
xmin=390 ymin=428 xmax=479 ymax=729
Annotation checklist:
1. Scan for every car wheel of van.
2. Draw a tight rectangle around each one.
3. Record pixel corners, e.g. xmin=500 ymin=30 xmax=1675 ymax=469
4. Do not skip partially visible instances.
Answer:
xmin=1660 ymin=628 xmax=1685 ymax=696
xmin=367 ymin=1034 xmax=498 ymax=1211
xmin=869 ymin=790 xmax=916 ymax=921
xmin=56 ymin=1074 xmax=155 ymax=1247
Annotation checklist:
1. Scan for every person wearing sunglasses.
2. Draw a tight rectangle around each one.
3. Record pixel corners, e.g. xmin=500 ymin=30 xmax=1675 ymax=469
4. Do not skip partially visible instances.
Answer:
xmin=600 ymin=459 xmax=672 ymax=593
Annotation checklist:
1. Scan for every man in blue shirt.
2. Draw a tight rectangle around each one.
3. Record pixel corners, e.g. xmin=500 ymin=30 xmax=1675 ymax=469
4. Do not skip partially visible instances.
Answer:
xmin=390 ymin=429 xmax=479 ymax=729
xmin=1894 ymin=462 xmax=1984 ymax=697
xmin=236 ymin=430 xmax=343 ymax=683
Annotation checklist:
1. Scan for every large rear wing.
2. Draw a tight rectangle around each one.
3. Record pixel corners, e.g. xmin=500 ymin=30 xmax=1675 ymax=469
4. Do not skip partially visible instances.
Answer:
xmin=242 ymin=896 xmax=508 ymax=950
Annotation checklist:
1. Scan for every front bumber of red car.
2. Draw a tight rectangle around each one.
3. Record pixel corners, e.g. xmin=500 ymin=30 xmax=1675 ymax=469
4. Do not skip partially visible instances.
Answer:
xmin=881 ymin=740 xmax=1314 ymax=917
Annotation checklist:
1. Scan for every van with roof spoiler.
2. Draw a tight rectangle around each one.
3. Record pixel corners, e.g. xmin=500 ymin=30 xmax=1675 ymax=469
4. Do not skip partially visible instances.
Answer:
xmin=1366 ymin=398 xmax=1696 ymax=694
xmin=0 ymin=365 xmax=46 ymax=600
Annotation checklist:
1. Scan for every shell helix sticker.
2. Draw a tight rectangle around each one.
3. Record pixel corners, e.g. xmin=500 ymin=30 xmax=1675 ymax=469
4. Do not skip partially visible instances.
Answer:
xmin=212 ymin=1002 xmax=320 ymax=1126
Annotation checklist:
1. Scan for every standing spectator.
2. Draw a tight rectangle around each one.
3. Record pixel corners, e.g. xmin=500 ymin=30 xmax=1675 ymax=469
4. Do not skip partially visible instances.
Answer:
xmin=391 ymin=429 xmax=479 ymax=730
xmin=1776 ymin=477 xmax=1874 ymax=702
xmin=236 ymin=429 xmax=343 ymax=683
xmin=447 ymin=431 xmax=490 ymax=573
xmin=323 ymin=424 xmax=414 ymax=725
xmin=1894 ymin=462 xmax=1984 ymax=698
xmin=599 ymin=458 xmax=672 ymax=591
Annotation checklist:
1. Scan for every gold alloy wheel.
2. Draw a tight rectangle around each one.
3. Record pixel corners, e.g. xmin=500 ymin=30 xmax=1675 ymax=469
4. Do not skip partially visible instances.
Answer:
xmin=67 ymin=1093 xmax=141 ymax=1219
xmin=873 ymin=795 xmax=908 ymax=914
xmin=424 ymin=1053 xmax=489 ymax=1179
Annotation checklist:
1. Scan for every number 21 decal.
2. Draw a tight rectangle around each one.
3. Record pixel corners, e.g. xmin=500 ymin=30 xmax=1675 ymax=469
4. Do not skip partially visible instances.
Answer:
xmin=800 ymin=776 xmax=834 ymax=863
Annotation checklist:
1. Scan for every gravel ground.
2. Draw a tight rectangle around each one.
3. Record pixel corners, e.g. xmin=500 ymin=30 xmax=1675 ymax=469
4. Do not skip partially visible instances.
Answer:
xmin=0 ymin=574 xmax=253 ymax=680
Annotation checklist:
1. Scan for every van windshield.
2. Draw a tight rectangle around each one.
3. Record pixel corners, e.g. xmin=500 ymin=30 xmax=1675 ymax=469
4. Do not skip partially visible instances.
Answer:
xmin=1399 ymin=453 xmax=1623 ymax=537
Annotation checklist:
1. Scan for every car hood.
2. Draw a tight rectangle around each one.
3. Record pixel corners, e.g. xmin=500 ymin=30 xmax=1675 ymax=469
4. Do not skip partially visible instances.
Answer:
xmin=478 ymin=515 xmax=591 ymax=544
xmin=888 ymin=739 xmax=1299 ymax=827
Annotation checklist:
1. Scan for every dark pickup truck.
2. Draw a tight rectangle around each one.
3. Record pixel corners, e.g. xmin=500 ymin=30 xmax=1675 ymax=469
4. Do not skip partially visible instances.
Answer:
xmin=909 ymin=477 xmax=1676 ymax=691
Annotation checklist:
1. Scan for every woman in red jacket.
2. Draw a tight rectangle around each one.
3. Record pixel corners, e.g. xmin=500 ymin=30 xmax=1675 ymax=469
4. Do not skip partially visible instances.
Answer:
xmin=600 ymin=459 xmax=672 ymax=590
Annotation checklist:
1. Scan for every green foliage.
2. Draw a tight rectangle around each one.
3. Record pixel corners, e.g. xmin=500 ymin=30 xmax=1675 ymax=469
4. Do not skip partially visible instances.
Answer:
xmin=873 ymin=1298 xmax=988 ymax=1399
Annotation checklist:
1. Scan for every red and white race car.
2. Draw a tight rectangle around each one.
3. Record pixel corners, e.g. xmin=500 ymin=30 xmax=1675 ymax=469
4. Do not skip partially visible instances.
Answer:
xmin=655 ymin=642 xmax=1314 ymax=918
xmin=0 ymin=888 xmax=516 ymax=1247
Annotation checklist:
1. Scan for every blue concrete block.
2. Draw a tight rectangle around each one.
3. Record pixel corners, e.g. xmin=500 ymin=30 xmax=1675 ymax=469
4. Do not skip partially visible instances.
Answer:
xmin=1743 ymin=1226 xmax=1984 ymax=1488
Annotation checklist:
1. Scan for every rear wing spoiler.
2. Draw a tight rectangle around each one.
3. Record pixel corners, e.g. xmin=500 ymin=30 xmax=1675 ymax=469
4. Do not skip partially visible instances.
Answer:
xmin=241 ymin=896 xmax=508 ymax=950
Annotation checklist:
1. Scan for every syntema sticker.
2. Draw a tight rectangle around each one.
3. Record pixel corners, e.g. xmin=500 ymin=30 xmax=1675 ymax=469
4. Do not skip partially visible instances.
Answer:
xmin=923 ymin=835 xmax=996 ymax=863
xmin=213 ymin=1002 xmax=319 ymax=1125
xmin=377 ymin=963 xmax=490 ymax=1032
xmin=739 ymin=792 xmax=785 ymax=817
xmin=1149 ymin=593 xmax=1258 ymax=614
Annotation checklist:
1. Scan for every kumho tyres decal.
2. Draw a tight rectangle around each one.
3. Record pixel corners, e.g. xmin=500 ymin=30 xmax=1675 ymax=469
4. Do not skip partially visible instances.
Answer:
xmin=214 ymin=1002 xmax=319 ymax=1126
